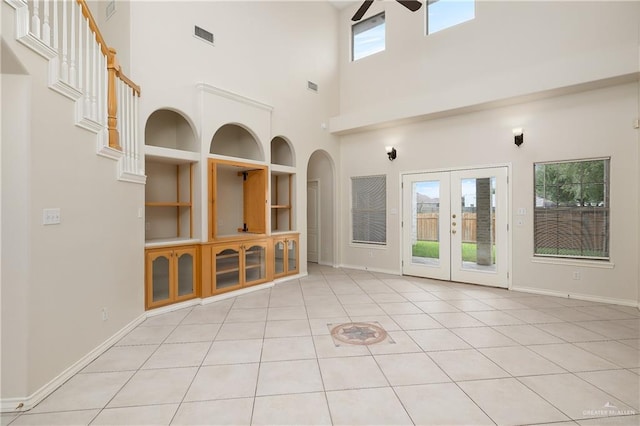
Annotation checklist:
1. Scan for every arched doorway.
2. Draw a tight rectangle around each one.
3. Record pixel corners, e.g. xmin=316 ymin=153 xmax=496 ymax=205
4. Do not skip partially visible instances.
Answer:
xmin=306 ymin=150 xmax=336 ymax=266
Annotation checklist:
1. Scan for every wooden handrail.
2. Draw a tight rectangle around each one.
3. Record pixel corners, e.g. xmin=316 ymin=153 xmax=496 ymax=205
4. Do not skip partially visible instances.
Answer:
xmin=75 ymin=0 xmax=140 ymax=151
xmin=75 ymin=0 xmax=109 ymax=56
xmin=75 ymin=0 xmax=140 ymax=96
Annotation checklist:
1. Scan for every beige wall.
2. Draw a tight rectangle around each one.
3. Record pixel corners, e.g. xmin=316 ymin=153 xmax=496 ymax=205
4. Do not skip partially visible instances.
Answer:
xmin=334 ymin=1 xmax=640 ymax=131
xmin=333 ymin=1 xmax=639 ymax=304
xmin=1 ymin=2 xmax=145 ymax=401
xmin=338 ymin=82 xmax=639 ymax=304
xmin=128 ymin=1 xmax=342 ymax=270
xmin=1 ymin=72 xmax=31 ymax=400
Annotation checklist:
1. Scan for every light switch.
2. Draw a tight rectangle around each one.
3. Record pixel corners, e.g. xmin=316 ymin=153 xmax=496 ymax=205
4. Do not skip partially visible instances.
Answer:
xmin=43 ymin=208 xmax=61 ymax=225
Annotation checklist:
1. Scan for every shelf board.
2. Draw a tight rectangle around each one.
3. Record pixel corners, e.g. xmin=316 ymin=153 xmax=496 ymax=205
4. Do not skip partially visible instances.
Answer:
xmin=145 ymin=145 xmax=199 ymax=163
xmin=145 ymin=202 xmax=192 ymax=207
xmin=216 ymin=266 xmax=240 ymax=275
xmin=270 ymin=205 xmax=291 ymax=209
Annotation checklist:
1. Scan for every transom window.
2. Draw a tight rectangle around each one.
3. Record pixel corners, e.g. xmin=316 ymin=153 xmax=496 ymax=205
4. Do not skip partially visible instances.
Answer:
xmin=352 ymin=175 xmax=387 ymax=245
xmin=352 ymin=12 xmax=385 ymax=61
xmin=427 ymin=0 xmax=475 ymax=35
xmin=534 ymin=158 xmax=610 ymax=259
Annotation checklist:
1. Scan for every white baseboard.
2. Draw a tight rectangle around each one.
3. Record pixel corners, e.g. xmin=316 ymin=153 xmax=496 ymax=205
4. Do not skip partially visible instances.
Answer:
xmin=200 ymin=282 xmax=275 ymax=306
xmin=337 ymin=263 xmax=401 ymax=276
xmin=511 ymin=285 xmax=639 ymax=308
xmin=1 ymin=313 xmax=147 ymax=413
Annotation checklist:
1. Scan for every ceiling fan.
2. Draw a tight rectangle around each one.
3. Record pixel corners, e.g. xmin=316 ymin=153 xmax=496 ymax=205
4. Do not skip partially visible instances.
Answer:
xmin=352 ymin=0 xmax=423 ymax=22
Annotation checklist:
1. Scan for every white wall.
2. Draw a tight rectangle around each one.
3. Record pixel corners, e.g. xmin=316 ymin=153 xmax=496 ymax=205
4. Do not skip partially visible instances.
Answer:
xmin=339 ymin=82 xmax=639 ymax=304
xmin=128 ymin=1 xmax=342 ymax=271
xmin=1 ymin=73 xmax=31 ymax=400
xmin=1 ymin=2 xmax=145 ymax=402
xmin=334 ymin=1 xmax=640 ymax=131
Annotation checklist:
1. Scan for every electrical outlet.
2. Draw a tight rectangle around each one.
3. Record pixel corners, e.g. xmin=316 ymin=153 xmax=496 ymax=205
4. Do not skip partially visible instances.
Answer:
xmin=101 ymin=307 xmax=108 ymax=321
xmin=43 ymin=208 xmax=61 ymax=225
xmin=572 ymin=271 xmax=580 ymax=280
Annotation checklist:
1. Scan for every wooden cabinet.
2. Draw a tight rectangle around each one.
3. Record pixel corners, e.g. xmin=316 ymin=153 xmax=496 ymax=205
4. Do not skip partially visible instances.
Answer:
xmin=273 ymin=234 xmax=299 ymax=278
xmin=201 ymin=238 xmax=270 ymax=296
xmin=145 ymin=245 xmax=197 ymax=310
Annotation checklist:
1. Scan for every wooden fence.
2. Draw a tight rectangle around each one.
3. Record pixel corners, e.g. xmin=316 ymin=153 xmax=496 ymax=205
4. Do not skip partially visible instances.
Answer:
xmin=416 ymin=213 xmax=495 ymax=243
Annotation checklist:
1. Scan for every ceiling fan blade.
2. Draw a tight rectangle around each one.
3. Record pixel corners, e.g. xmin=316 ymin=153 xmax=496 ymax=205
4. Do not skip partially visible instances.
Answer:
xmin=352 ymin=0 xmax=375 ymax=22
xmin=396 ymin=0 xmax=423 ymax=12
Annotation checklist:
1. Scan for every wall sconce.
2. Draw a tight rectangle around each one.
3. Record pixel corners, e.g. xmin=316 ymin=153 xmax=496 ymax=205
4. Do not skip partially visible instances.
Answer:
xmin=385 ymin=146 xmax=397 ymax=161
xmin=513 ymin=128 xmax=524 ymax=147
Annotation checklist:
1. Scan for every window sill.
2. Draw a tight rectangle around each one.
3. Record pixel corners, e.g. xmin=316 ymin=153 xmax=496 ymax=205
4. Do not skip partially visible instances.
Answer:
xmin=530 ymin=257 xmax=614 ymax=269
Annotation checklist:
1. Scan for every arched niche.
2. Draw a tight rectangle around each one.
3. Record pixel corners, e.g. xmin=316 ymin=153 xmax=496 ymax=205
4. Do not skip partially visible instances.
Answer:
xmin=210 ymin=123 xmax=263 ymax=162
xmin=145 ymin=109 xmax=198 ymax=152
xmin=271 ymin=136 xmax=295 ymax=167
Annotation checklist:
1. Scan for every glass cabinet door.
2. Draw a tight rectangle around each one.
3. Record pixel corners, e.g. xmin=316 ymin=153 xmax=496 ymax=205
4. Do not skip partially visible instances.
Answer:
xmin=274 ymin=240 xmax=285 ymax=275
xmin=176 ymin=250 xmax=195 ymax=297
xmin=216 ymin=247 xmax=240 ymax=290
xmin=287 ymin=238 xmax=297 ymax=273
xmin=150 ymin=253 xmax=171 ymax=304
xmin=245 ymin=244 xmax=266 ymax=284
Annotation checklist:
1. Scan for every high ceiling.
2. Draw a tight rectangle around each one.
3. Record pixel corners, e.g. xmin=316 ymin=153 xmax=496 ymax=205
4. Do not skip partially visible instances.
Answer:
xmin=328 ymin=1 xmax=358 ymax=11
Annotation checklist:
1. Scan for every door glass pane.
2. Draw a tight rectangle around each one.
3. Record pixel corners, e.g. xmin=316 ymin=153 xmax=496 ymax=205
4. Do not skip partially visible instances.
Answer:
xmin=216 ymin=248 xmax=240 ymax=289
xmin=151 ymin=255 xmax=170 ymax=302
xmin=287 ymin=239 xmax=297 ymax=272
xmin=245 ymin=245 xmax=266 ymax=283
xmin=411 ymin=180 xmax=441 ymax=266
xmin=177 ymin=252 xmax=194 ymax=296
xmin=274 ymin=241 xmax=285 ymax=274
xmin=460 ymin=177 xmax=496 ymax=271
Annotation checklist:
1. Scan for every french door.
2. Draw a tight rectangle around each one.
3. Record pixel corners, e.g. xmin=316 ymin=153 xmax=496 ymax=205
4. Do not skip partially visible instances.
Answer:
xmin=402 ymin=167 xmax=508 ymax=288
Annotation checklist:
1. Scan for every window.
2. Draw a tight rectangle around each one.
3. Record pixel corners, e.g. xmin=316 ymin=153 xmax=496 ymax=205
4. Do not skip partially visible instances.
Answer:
xmin=352 ymin=12 xmax=385 ymax=61
xmin=534 ymin=158 xmax=610 ymax=259
xmin=352 ymin=175 xmax=387 ymax=245
xmin=427 ymin=0 xmax=475 ymax=35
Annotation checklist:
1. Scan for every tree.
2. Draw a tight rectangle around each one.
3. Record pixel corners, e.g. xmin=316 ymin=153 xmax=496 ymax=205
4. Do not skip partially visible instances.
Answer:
xmin=535 ymin=160 xmax=607 ymax=207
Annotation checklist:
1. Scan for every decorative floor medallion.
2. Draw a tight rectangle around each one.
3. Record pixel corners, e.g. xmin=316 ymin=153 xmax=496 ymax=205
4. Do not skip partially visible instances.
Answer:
xmin=329 ymin=322 xmax=389 ymax=346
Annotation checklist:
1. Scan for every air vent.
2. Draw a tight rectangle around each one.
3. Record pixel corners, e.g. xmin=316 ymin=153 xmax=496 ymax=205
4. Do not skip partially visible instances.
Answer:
xmin=194 ymin=25 xmax=214 ymax=45
xmin=307 ymin=81 xmax=318 ymax=93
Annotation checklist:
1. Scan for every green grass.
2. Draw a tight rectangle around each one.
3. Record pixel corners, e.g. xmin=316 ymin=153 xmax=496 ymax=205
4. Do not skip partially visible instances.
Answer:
xmin=412 ymin=240 xmax=495 ymax=263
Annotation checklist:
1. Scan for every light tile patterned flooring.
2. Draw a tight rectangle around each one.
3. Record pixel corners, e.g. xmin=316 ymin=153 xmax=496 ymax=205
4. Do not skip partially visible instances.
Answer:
xmin=3 ymin=264 xmax=639 ymax=425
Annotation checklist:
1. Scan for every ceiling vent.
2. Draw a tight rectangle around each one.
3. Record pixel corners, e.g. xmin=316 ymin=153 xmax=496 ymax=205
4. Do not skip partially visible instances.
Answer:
xmin=194 ymin=25 xmax=214 ymax=45
xmin=307 ymin=81 xmax=318 ymax=93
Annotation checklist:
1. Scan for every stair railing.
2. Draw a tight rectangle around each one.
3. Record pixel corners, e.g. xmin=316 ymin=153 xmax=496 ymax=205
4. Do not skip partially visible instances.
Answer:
xmin=5 ymin=0 xmax=144 ymax=182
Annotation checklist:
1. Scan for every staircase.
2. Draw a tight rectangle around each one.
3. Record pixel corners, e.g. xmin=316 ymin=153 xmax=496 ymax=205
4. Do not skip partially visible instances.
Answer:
xmin=4 ymin=0 xmax=144 ymax=183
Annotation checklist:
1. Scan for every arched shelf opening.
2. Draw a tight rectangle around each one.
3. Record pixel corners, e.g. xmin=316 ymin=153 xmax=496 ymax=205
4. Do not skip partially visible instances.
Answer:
xmin=145 ymin=109 xmax=198 ymax=152
xmin=271 ymin=136 xmax=295 ymax=167
xmin=210 ymin=123 xmax=263 ymax=162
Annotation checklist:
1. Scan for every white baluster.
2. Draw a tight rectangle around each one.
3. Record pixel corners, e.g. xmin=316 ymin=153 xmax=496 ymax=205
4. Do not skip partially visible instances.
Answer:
xmin=83 ymin=22 xmax=93 ymax=118
xmin=77 ymin=5 xmax=83 ymax=95
xmin=60 ymin=0 xmax=68 ymax=82
xmin=102 ymin=55 xmax=108 ymax=125
xmin=127 ymin=86 xmax=133 ymax=171
xmin=134 ymin=94 xmax=141 ymax=174
xmin=69 ymin=0 xmax=76 ymax=87
xmin=31 ymin=0 xmax=41 ymax=39
xmin=91 ymin=39 xmax=98 ymax=120
xmin=42 ymin=0 xmax=51 ymax=45
xmin=77 ymin=12 xmax=83 ymax=96
xmin=52 ymin=0 xmax=58 ymax=51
